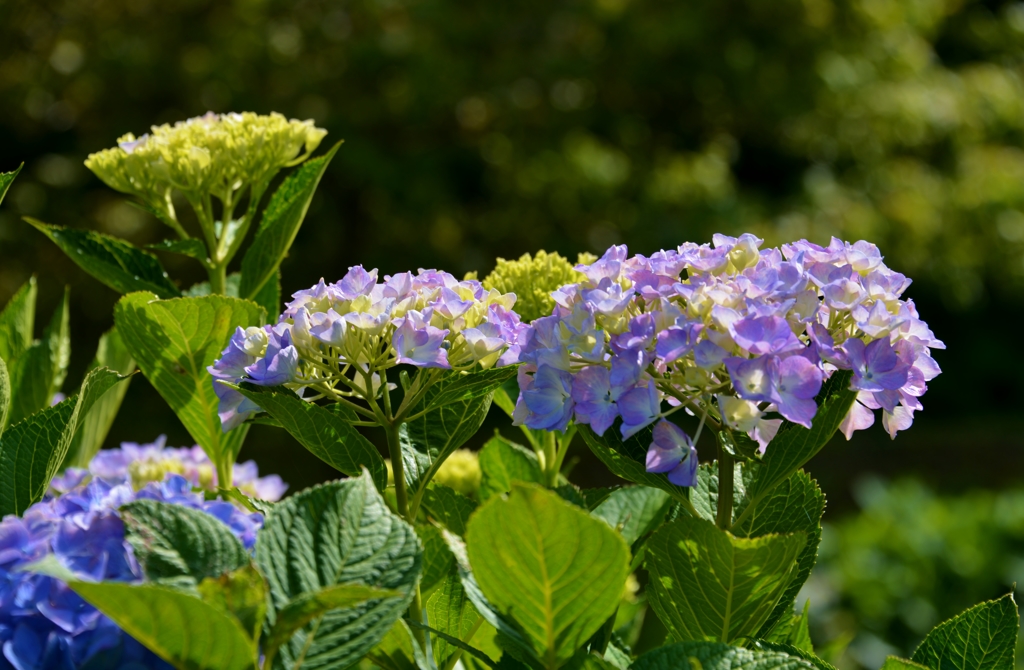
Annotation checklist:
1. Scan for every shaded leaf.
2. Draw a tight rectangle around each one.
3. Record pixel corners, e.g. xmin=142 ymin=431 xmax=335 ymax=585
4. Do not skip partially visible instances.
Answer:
xmin=367 ymin=618 xmax=430 ymax=670
xmin=418 ymin=523 xmax=455 ymax=596
xmin=466 ymin=483 xmax=631 ymax=670
xmin=0 ymin=276 xmax=36 ymax=366
xmin=478 ymin=435 xmax=543 ymax=501
xmin=256 ymin=472 xmax=421 ymax=670
xmin=0 ymin=357 xmax=9 ymax=441
xmin=423 ymin=483 xmax=478 ymax=536
xmin=591 ymin=485 xmax=671 ymax=546
xmin=7 ymin=287 xmax=70 ymax=426
xmin=427 ymin=569 xmax=486 ymax=669
xmin=0 ymin=163 xmax=22 ymax=207
xmin=147 ymin=238 xmax=210 ymax=264
xmin=425 ymin=367 xmax=519 ymax=411
xmin=197 ymin=565 xmax=268 ymax=644
xmin=28 ymin=219 xmax=180 ymax=298
xmin=121 ymin=499 xmax=250 ymax=587
xmin=880 ymin=658 xmax=931 ymax=670
xmin=265 ymin=583 xmax=397 ymax=668
xmin=239 ymin=141 xmax=342 ymax=300
xmin=231 ymin=383 xmax=387 ymax=491
xmin=631 ymin=641 xmax=816 ymax=670
xmin=748 ymin=642 xmax=836 ymax=670
xmin=63 ymin=326 xmax=136 ymax=468
xmin=645 ymin=516 xmax=806 ymax=644
xmin=0 ymin=367 xmax=129 ymax=516
xmin=252 ymin=268 xmax=281 ymax=319
xmin=114 ymin=292 xmax=263 ymax=463
xmin=911 ymin=594 xmax=1018 ymax=670
xmin=747 ymin=371 xmax=855 ymax=502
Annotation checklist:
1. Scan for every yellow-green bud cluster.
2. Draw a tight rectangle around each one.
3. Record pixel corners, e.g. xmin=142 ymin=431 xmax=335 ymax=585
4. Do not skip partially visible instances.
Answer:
xmin=481 ymin=250 xmax=594 ymax=322
xmin=85 ymin=112 xmax=327 ymax=222
xmin=432 ymin=449 xmax=482 ymax=496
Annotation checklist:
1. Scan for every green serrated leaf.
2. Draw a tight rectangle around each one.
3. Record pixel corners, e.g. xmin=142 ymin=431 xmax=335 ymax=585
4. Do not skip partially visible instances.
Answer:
xmin=0 ymin=357 xmax=9 ymax=440
xmin=632 ymin=641 xmax=817 ymax=670
xmin=7 ymin=287 xmax=70 ymax=426
xmin=748 ymin=642 xmax=835 ymax=670
xmin=239 ymin=141 xmax=342 ymax=300
xmin=423 ymin=483 xmax=478 ymax=536
xmin=0 ymin=163 xmax=23 ymax=207
xmin=257 ymin=471 xmax=421 ymax=670
xmin=264 ymin=583 xmax=397 ymax=668
xmin=403 ymin=378 xmax=494 ymax=513
xmin=578 ymin=424 xmax=693 ymax=506
xmin=691 ymin=461 xmax=748 ymax=524
xmin=427 ymin=569 xmax=486 ymax=669
xmin=63 ymin=326 xmax=137 ymax=469
xmin=733 ymin=470 xmax=824 ymax=638
xmin=28 ymin=219 xmax=181 ymax=298
xmin=147 ymin=238 xmax=210 ymax=264
xmin=121 ymin=499 xmax=250 ymax=587
xmin=880 ymin=657 xmax=931 ymax=670
xmin=230 ymin=383 xmax=387 ymax=491
xmin=197 ymin=565 xmax=268 ymax=645
xmin=425 ymin=367 xmax=519 ymax=411
xmin=114 ymin=292 xmax=263 ymax=463
xmin=591 ymin=485 xmax=671 ymax=546
xmin=747 ymin=371 xmax=855 ymax=503
xmin=0 ymin=276 xmax=36 ymax=366
xmin=367 ymin=618 xmax=431 ymax=670
xmin=0 ymin=366 xmax=129 ymax=516
xmin=467 ymin=483 xmax=631 ymax=670
xmin=418 ymin=523 xmax=455 ymax=596
xmin=911 ymin=594 xmax=1018 ymax=670
xmin=645 ymin=516 xmax=806 ymax=644
xmin=67 ymin=580 xmax=257 ymax=670
xmin=478 ymin=435 xmax=543 ymax=501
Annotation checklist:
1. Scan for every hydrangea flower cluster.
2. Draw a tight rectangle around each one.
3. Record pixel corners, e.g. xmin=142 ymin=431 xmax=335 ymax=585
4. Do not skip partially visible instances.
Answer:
xmin=85 ymin=112 xmax=326 ymax=233
xmin=514 ymin=236 xmax=943 ymax=486
xmin=0 ymin=439 xmax=285 ymax=670
xmin=478 ymin=250 xmax=596 ymax=323
xmin=210 ymin=266 xmax=526 ymax=429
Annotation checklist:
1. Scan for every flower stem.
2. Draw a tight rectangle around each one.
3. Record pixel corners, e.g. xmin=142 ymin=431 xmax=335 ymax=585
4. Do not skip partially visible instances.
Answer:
xmin=216 ymin=457 xmax=233 ymax=495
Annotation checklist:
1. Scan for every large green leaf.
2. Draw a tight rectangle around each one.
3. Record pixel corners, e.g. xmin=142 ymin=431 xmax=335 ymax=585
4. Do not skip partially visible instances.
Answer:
xmin=253 ymin=268 xmax=282 ymax=319
xmin=114 ymin=292 xmax=263 ymax=463
xmin=7 ymin=287 xmax=70 ymax=426
xmin=631 ymin=642 xmax=817 ymax=670
xmin=911 ymin=594 xmax=1018 ymax=670
xmin=67 ymin=580 xmax=257 ymax=670
xmin=264 ymin=583 xmax=397 ymax=668
xmin=478 ymin=434 xmax=543 ymax=501
xmin=0 ymin=366 xmax=129 ymax=516
xmin=121 ymin=499 xmax=250 ymax=588
xmin=62 ymin=326 xmax=137 ymax=469
xmin=748 ymin=642 xmax=835 ymax=670
xmin=256 ymin=471 xmax=421 ymax=670
xmin=0 ymin=276 xmax=36 ymax=365
xmin=28 ymin=219 xmax=181 ymax=298
xmin=645 ymin=516 xmax=806 ymax=644
xmin=466 ymin=483 xmax=631 ymax=670
xmin=231 ymin=382 xmax=387 ymax=491
xmin=428 ymin=569 xmax=484 ymax=669
xmin=197 ymin=565 xmax=268 ymax=646
xmin=0 ymin=163 xmax=22 ymax=207
xmin=690 ymin=461 xmax=748 ymax=524
xmin=239 ymin=141 xmax=342 ymax=300
xmin=591 ymin=485 xmax=671 ymax=546
xmin=734 ymin=471 xmax=825 ymax=637
xmin=403 ymin=379 xmax=494 ymax=514
xmin=366 ymin=619 xmax=430 ymax=670
xmin=423 ymin=483 xmax=478 ymax=536
xmin=577 ymin=423 xmax=693 ymax=506
xmin=746 ymin=371 xmax=855 ymax=503
xmin=0 ymin=357 xmax=9 ymax=440
xmin=147 ymin=238 xmax=211 ymax=264
xmin=424 ymin=367 xmax=519 ymax=411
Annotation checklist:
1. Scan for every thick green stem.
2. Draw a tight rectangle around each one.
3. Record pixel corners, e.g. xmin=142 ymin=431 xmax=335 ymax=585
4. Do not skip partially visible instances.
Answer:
xmin=542 ymin=431 xmax=558 ymax=488
xmin=209 ymin=262 xmax=227 ymax=296
xmin=216 ymin=458 xmax=233 ymax=495
xmin=716 ymin=442 xmax=734 ymax=530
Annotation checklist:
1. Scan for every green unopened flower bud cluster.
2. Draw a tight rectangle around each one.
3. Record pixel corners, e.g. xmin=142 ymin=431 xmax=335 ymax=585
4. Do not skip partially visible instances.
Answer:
xmin=482 ymin=250 xmax=596 ymax=322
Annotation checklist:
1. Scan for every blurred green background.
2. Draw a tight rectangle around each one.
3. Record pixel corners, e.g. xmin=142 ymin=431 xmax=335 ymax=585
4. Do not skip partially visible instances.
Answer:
xmin=1 ymin=0 xmax=1023 ymax=665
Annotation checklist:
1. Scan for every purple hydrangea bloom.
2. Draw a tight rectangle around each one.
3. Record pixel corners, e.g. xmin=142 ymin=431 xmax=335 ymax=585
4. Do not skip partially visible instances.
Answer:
xmin=514 ymin=235 xmax=942 ymax=483
xmin=645 ymin=421 xmax=698 ymax=487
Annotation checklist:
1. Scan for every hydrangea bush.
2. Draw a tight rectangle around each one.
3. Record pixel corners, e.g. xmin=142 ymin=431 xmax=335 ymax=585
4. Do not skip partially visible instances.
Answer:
xmin=0 ymin=116 xmax=1015 ymax=670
